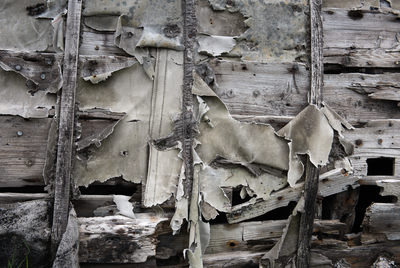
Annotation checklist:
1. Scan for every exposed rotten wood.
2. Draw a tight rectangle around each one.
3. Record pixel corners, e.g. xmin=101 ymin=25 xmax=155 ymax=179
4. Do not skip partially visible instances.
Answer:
xmin=311 ymin=240 xmax=400 ymax=267
xmin=362 ymin=203 xmax=400 ymax=241
xmin=78 ymin=214 xmax=170 ymax=263
xmin=324 ymin=48 xmax=400 ymax=68
xmin=227 ymin=168 xmax=359 ymax=223
xmin=75 ymin=214 xmax=345 ymax=264
xmin=51 ymin=0 xmax=82 ymax=253
xmin=296 ymin=0 xmax=323 ymax=265
xmin=182 ymin=0 xmax=196 ymax=199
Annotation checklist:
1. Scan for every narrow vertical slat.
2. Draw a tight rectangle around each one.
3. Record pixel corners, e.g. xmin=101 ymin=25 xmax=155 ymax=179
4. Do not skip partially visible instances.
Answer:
xmin=296 ymin=0 xmax=323 ymax=267
xmin=182 ymin=0 xmax=196 ymax=200
xmin=51 ymin=0 xmax=82 ymax=253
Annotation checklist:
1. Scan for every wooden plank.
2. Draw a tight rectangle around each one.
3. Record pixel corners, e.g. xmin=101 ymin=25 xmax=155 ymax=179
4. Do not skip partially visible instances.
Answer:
xmin=0 ymin=116 xmax=51 ymax=187
xmin=323 ymin=8 xmax=400 ymax=50
xmin=0 ymin=193 xmax=48 ymax=203
xmin=80 ymin=28 xmax=128 ymax=57
xmin=324 ymin=47 xmax=400 ymax=68
xmin=210 ymin=60 xmax=309 ymax=118
xmin=227 ymin=168 xmax=360 ymax=224
xmin=311 ymin=241 xmax=400 ymax=267
xmin=78 ymin=214 xmax=169 ymax=263
xmin=363 ymin=203 xmax=400 ymax=241
xmin=344 ymin=120 xmax=400 ymax=149
xmin=324 ymin=73 xmax=400 ymax=122
xmin=210 ymin=60 xmax=400 ymax=123
xmin=51 ymin=0 xmax=82 ymax=252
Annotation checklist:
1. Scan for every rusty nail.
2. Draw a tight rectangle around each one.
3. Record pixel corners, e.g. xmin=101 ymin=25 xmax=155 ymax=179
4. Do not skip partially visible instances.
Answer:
xmin=95 ymin=45 xmax=99 ymax=50
xmin=378 ymin=139 xmax=383 ymax=145
xmin=355 ymin=139 xmax=362 ymax=146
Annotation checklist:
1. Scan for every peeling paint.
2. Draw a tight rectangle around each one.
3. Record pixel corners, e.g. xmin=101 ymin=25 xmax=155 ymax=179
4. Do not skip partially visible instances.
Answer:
xmin=0 ymin=0 xmax=53 ymax=52
xmin=76 ymin=114 xmax=125 ymax=151
xmin=0 ymin=51 xmax=63 ymax=94
xmin=198 ymin=35 xmax=236 ymax=56
xmin=207 ymin=0 xmax=309 ymax=62
xmin=0 ymin=68 xmax=56 ymax=118
xmin=193 ymin=73 xmax=290 ymax=171
xmin=79 ymin=55 xmax=137 ymax=84
xmin=75 ymin=64 xmax=153 ymax=186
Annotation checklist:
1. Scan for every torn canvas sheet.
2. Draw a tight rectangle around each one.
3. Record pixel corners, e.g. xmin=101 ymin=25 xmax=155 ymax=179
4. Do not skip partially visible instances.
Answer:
xmin=321 ymin=102 xmax=354 ymax=137
xmin=198 ymin=165 xmax=287 ymax=216
xmin=144 ymin=50 xmax=183 ymax=207
xmin=198 ymin=35 xmax=236 ymax=56
xmin=193 ymin=73 xmax=290 ymax=172
xmin=76 ymin=115 xmax=125 ymax=151
xmin=84 ymin=15 xmax=119 ymax=32
xmin=208 ymin=0 xmax=308 ymax=62
xmin=260 ymin=210 xmax=301 ymax=267
xmin=83 ymin=0 xmax=183 ymax=51
xmin=184 ymin=162 xmax=210 ymax=268
xmin=277 ymin=105 xmax=334 ymax=187
xmin=113 ymin=195 xmax=135 ymax=219
xmin=0 ymin=69 xmax=56 ymax=118
xmin=51 ymin=10 xmax=66 ymax=53
xmin=0 ymin=0 xmax=53 ymax=52
xmin=0 ymin=51 xmax=63 ymax=94
xmin=79 ymin=55 xmax=137 ymax=84
xmin=75 ymin=64 xmax=153 ymax=186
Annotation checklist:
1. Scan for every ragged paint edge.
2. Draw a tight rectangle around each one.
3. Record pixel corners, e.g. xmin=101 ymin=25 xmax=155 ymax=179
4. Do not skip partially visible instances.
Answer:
xmin=79 ymin=55 xmax=138 ymax=84
xmin=76 ymin=113 xmax=126 ymax=151
xmin=113 ymin=195 xmax=136 ymax=219
xmin=52 ymin=10 xmax=67 ymax=53
xmin=0 ymin=50 xmax=63 ymax=94
xmin=198 ymin=35 xmax=236 ymax=56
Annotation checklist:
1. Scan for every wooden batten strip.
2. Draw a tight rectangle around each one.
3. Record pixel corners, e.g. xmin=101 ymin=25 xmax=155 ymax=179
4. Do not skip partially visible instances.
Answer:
xmin=296 ymin=0 xmax=324 ymax=267
xmin=51 ymin=0 xmax=82 ymax=254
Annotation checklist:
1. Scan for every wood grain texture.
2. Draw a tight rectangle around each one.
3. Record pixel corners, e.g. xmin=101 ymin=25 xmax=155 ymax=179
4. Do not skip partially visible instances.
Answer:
xmin=51 ymin=0 xmax=82 ymax=252
xmin=0 ymin=116 xmax=51 ymax=187
xmin=210 ymin=60 xmax=400 ymax=124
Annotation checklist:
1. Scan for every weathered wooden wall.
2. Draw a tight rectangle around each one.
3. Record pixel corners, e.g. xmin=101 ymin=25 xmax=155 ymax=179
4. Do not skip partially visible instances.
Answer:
xmin=0 ymin=0 xmax=400 ymax=267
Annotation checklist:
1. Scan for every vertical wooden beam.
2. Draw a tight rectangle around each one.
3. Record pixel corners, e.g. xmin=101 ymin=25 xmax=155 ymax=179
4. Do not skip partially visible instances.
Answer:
xmin=51 ymin=0 xmax=82 ymax=253
xmin=296 ymin=0 xmax=323 ymax=267
xmin=182 ymin=0 xmax=196 ymax=200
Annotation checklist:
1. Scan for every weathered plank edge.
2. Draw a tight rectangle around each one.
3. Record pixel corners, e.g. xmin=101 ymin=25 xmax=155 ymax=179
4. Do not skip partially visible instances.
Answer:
xmin=51 ymin=0 xmax=82 ymax=255
xmin=297 ymin=0 xmax=323 ymax=267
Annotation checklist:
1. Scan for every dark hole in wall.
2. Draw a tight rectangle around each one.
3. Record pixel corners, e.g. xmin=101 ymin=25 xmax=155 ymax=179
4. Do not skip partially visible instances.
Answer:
xmin=324 ymin=65 xmax=400 ymax=74
xmin=207 ymin=211 xmax=228 ymax=224
xmin=367 ymin=157 xmax=394 ymax=175
xmin=0 ymin=186 xmax=46 ymax=193
xmin=232 ymin=187 xmax=252 ymax=206
xmin=156 ymin=254 xmax=187 ymax=267
xmin=243 ymin=201 xmax=297 ymax=223
xmin=352 ymin=185 xmax=396 ymax=233
xmin=78 ymin=177 xmax=138 ymax=195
